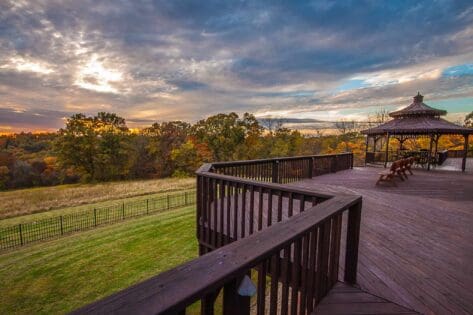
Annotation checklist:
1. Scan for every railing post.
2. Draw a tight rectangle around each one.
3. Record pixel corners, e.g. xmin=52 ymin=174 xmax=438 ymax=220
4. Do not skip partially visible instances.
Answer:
xmin=167 ymin=194 xmax=170 ymax=209
xmin=272 ymin=160 xmax=279 ymax=183
xmin=185 ymin=191 xmax=188 ymax=205
xmin=146 ymin=199 xmax=149 ymax=214
xmin=122 ymin=202 xmax=125 ymax=220
xmin=60 ymin=216 xmax=64 ymax=235
xmin=344 ymin=199 xmax=362 ymax=284
xmin=223 ymin=276 xmax=251 ymax=315
xmin=201 ymin=291 xmax=219 ymax=315
xmin=332 ymin=155 xmax=338 ymax=173
xmin=94 ymin=208 xmax=97 ymax=226
xmin=18 ymin=223 xmax=23 ymax=246
xmin=350 ymin=153 xmax=354 ymax=169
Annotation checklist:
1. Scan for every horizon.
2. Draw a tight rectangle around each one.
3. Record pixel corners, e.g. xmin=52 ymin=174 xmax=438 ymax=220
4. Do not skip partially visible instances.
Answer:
xmin=1 ymin=1 xmax=472 ymax=133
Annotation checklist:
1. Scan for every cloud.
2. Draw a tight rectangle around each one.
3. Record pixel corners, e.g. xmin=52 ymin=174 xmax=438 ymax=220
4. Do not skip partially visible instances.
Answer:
xmin=0 ymin=0 xmax=472 ymax=131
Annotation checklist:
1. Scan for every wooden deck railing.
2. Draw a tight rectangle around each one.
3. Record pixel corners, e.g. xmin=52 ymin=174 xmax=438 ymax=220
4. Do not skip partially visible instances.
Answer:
xmin=211 ymin=153 xmax=353 ymax=183
xmin=72 ymin=195 xmax=361 ymax=315
xmin=72 ymin=153 xmax=361 ymax=315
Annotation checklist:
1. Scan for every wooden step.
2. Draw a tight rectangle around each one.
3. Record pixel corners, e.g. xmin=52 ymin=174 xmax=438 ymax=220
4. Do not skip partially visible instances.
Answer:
xmin=313 ymin=282 xmax=418 ymax=315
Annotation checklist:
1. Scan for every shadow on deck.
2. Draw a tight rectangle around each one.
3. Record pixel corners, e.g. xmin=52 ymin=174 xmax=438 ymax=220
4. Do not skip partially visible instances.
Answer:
xmin=292 ymin=166 xmax=473 ymax=315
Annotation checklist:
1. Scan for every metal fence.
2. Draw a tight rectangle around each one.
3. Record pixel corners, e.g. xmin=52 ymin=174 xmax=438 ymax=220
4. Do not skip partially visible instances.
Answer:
xmin=0 ymin=190 xmax=196 ymax=252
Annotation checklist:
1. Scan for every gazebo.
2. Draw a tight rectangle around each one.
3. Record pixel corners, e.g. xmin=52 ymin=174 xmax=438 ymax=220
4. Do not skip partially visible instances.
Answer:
xmin=362 ymin=93 xmax=473 ymax=171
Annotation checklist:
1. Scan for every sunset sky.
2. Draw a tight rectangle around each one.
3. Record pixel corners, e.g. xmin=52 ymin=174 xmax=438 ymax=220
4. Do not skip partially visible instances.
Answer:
xmin=1 ymin=1 xmax=472 ymax=133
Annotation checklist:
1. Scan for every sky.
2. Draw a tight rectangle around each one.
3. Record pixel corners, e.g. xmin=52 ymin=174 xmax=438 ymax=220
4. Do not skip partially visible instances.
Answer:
xmin=0 ymin=0 xmax=472 ymax=133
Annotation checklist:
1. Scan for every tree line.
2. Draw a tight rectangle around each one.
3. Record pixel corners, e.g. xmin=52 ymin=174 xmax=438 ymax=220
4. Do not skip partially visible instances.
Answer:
xmin=0 ymin=111 xmax=471 ymax=190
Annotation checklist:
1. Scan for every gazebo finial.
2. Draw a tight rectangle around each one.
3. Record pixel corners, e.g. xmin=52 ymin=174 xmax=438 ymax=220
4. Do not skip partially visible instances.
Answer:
xmin=414 ymin=92 xmax=423 ymax=103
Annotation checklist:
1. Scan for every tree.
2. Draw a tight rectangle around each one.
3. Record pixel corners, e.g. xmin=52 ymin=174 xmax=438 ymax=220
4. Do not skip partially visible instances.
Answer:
xmin=144 ymin=121 xmax=191 ymax=177
xmin=191 ymin=113 xmax=247 ymax=161
xmin=465 ymin=111 xmax=473 ymax=128
xmin=55 ymin=112 xmax=130 ymax=181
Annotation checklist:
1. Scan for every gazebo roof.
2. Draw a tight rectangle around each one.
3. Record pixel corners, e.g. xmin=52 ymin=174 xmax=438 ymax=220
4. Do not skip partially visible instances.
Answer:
xmin=362 ymin=93 xmax=473 ymax=136
xmin=389 ymin=93 xmax=447 ymax=118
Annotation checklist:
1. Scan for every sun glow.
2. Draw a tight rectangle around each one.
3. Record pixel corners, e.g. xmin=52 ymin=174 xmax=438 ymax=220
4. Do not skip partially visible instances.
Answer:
xmin=74 ymin=55 xmax=124 ymax=93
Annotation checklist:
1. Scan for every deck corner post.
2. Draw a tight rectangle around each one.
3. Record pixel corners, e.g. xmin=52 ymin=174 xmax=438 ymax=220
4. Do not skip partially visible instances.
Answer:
xmin=223 ymin=276 xmax=251 ymax=315
xmin=344 ymin=199 xmax=362 ymax=284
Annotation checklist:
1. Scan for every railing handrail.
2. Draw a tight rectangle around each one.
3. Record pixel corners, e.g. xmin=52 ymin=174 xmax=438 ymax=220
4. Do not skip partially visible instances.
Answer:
xmin=71 ymin=195 xmax=361 ymax=315
xmin=205 ymin=152 xmax=353 ymax=168
xmin=195 ymin=169 xmax=333 ymax=199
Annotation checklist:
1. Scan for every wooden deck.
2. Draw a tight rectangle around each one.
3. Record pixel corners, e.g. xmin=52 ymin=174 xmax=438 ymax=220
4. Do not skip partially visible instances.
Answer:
xmin=293 ymin=167 xmax=473 ymax=315
xmin=314 ymin=282 xmax=418 ymax=315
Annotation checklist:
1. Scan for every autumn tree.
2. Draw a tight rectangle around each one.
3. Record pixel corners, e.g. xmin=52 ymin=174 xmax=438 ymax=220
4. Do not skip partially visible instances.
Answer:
xmin=55 ymin=112 xmax=130 ymax=181
xmin=144 ymin=121 xmax=191 ymax=177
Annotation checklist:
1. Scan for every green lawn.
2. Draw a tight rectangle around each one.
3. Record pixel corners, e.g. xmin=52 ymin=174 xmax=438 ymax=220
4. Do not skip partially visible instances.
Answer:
xmin=0 ymin=205 xmax=199 ymax=315
xmin=0 ymin=188 xmax=196 ymax=228
xmin=0 ymin=177 xmax=195 ymax=219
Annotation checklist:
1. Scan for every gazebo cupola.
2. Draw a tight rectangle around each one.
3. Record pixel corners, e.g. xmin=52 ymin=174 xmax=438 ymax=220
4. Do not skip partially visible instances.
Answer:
xmin=389 ymin=93 xmax=447 ymax=119
xmin=362 ymin=93 xmax=473 ymax=171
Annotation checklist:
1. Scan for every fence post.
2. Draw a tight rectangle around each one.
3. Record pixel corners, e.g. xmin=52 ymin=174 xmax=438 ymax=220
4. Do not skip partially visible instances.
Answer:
xmin=271 ymin=160 xmax=279 ymax=183
xmin=60 ymin=216 xmax=64 ymax=235
xmin=122 ymin=202 xmax=125 ymax=220
xmin=94 ymin=208 xmax=97 ymax=226
xmin=167 ymin=195 xmax=170 ymax=209
xmin=146 ymin=199 xmax=149 ymax=215
xmin=344 ymin=199 xmax=362 ymax=284
xmin=18 ymin=223 xmax=24 ymax=246
xmin=185 ymin=191 xmax=188 ymax=205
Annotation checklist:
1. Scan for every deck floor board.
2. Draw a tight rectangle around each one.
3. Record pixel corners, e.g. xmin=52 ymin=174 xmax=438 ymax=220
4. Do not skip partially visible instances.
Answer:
xmin=293 ymin=167 xmax=473 ymax=315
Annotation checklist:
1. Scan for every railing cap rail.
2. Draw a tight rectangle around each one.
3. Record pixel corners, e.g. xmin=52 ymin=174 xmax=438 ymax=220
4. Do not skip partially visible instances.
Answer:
xmin=203 ymin=152 xmax=352 ymax=168
xmin=71 ymin=195 xmax=361 ymax=315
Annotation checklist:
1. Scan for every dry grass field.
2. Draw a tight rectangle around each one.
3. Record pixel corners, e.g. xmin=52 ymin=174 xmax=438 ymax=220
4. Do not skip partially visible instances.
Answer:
xmin=0 ymin=177 xmax=195 ymax=219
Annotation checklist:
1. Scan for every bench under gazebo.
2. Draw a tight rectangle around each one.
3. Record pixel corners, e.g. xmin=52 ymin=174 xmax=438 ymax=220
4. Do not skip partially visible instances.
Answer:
xmin=362 ymin=93 xmax=473 ymax=171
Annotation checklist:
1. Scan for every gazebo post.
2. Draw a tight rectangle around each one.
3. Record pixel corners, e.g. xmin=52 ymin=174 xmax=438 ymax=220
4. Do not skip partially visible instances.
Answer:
xmin=364 ymin=136 xmax=369 ymax=165
xmin=384 ymin=133 xmax=390 ymax=168
xmin=434 ymin=134 xmax=439 ymax=164
xmin=462 ymin=134 xmax=469 ymax=172
xmin=427 ymin=134 xmax=433 ymax=171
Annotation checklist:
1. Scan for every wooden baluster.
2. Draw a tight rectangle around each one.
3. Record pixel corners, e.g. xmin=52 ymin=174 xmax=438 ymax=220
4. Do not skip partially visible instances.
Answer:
xmin=300 ymin=234 xmax=310 ymax=315
xmin=300 ymin=194 xmax=305 ymax=213
xmin=329 ymin=214 xmax=342 ymax=287
xmin=258 ymin=187 xmax=263 ymax=231
xmin=345 ymin=200 xmax=362 ymax=284
xmin=277 ymin=191 xmax=283 ymax=222
xmin=281 ymin=246 xmax=290 ymax=315
xmin=267 ymin=189 xmax=273 ymax=227
xmin=249 ymin=185 xmax=255 ymax=235
xmin=306 ymin=227 xmax=318 ymax=313
xmin=212 ymin=179 xmax=218 ymax=248
xmin=257 ymin=261 xmax=267 ymax=315
xmin=288 ymin=192 xmax=294 ymax=217
xmin=316 ymin=220 xmax=331 ymax=302
xmin=291 ymin=240 xmax=301 ymax=315
xmin=269 ymin=252 xmax=280 ymax=315
xmin=233 ymin=183 xmax=238 ymax=241
xmin=226 ymin=182 xmax=231 ymax=244
xmin=219 ymin=180 xmax=225 ymax=247
xmin=241 ymin=184 xmax=246 ymax=239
